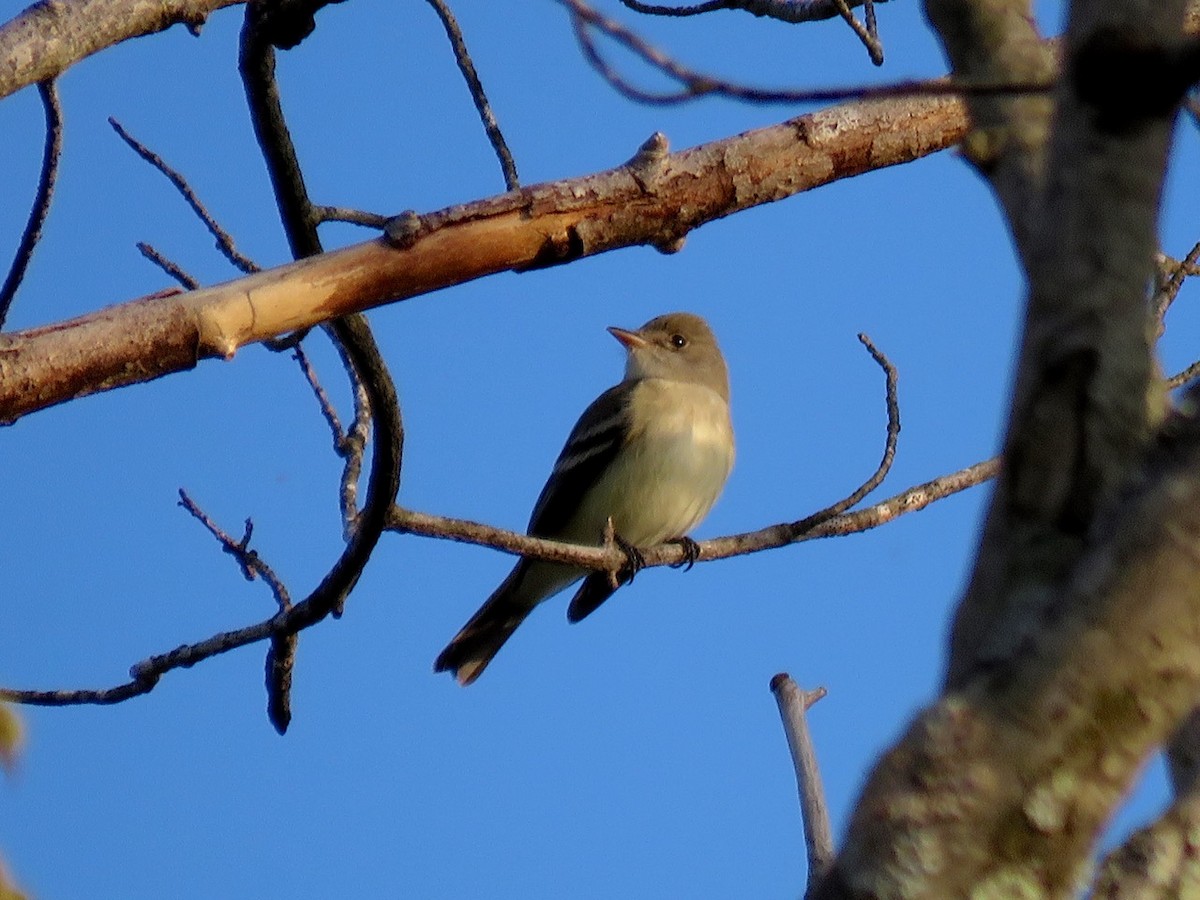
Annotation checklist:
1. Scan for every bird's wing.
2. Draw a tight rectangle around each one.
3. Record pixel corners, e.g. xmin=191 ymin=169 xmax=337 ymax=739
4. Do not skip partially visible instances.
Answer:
xmin=526 ymin=382 xmax=635 ymax=538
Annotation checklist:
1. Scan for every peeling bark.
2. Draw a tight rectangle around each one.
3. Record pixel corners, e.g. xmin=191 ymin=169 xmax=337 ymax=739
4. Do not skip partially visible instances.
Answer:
xmin=0 ymin=95 xmax=967 ymax=423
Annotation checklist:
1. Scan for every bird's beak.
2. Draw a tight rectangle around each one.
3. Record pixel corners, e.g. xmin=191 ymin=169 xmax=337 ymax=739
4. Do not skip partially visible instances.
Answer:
xmin=607 ymin=325 xmax=646 ymax=350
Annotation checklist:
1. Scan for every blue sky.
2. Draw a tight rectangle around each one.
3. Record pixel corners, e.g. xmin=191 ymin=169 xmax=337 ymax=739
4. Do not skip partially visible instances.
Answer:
xmin=2 ymin=0 xmax=1197 ymax=896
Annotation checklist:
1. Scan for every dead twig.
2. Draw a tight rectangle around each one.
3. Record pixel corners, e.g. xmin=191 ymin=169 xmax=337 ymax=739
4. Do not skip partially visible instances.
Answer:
xmin=770 ymin=674 xmax=834 ymax=895
xmin=110 ymin=117 xmax=260 ymax=274
xmin=313 ymin=206 xmax=390 ymax=229
xmin=618 ymin=0 xmax=888 ymax=24
xmin=786 ymin=332 xmax=898 ymax=534
xmin=563 ymin=0 xmax=1047 ymax=106
xmin=177 ymin=489 xmax=292 ymax=608
xmin=136 ymin=242 xmax=200 ymax=290
xmin=0 ymin=454 xmax=994 ymax=712
xmin=0 ymin=80 xmax=62 ymax=329
xmin=294 ymin=338 xmax=372 ymax=535
xmin=389 ymin=456 xmax=1000 ymax=572
xmin=425 ymin=0 xmax=520 ymax=189
xmin=240 ymin=0 xmax=403 ymax=730
xmin=1154 ymin=241 xmax=1200 ymax=337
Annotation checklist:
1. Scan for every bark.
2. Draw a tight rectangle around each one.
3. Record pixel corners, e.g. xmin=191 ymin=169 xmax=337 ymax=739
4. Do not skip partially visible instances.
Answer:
xmin=815 ymin=0 xmax=1198 ymax=895
xmin=0 ymin=0 xmax=243 ymax=100
xmin=0 ymin=94 xmax=967 ymax=423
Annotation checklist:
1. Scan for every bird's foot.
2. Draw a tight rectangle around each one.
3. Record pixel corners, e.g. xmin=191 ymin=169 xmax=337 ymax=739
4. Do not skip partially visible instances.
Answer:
xmin=668 ymin=536 xmax=701 ymax=571
xmin=614 ymin=534 xmax=646 ymax=584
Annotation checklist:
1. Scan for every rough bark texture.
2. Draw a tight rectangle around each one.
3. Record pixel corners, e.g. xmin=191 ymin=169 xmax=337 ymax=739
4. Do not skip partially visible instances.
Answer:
xmin=0 ymin=94 xmax=967 ymax=423
xmin=814 ymin=0 xmax=1197 ymax=895
xmin=0 ymin=0 xmax=243 ymax=100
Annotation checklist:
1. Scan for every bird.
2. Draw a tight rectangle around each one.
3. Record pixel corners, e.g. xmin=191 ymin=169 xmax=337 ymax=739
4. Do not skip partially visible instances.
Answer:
xmin=433 ymin=312 xmax=734 ymax=686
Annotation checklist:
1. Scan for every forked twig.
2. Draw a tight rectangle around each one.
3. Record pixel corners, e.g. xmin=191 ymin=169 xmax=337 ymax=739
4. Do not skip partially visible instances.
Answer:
xmin=771 ymin=674 xmax=834 ymax=894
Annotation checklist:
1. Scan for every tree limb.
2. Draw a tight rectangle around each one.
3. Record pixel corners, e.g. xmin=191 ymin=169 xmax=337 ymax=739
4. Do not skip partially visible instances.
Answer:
xmin=0 ymin=0 xmax=243 ymax=101
xmin=0 ymin=91 xmax=968 ymax=424
xmin=770 ymin=675 xmax=835 ymax=896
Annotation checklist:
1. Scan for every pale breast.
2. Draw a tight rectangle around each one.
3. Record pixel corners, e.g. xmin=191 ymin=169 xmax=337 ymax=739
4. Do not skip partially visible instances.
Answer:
xmin=565 ymin=379 xmax=734 ymax=548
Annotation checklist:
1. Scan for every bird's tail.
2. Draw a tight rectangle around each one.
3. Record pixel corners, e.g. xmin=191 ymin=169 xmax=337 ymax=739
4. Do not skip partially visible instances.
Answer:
xmin=566 ymin=572 xmax=620 ymax=623
xmin=434 ymin=566 xmax=536 ymax=686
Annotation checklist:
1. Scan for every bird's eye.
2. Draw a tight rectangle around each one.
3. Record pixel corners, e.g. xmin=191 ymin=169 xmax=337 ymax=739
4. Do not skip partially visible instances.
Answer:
xmin=670 ymin=333 xmax=687 ymax=349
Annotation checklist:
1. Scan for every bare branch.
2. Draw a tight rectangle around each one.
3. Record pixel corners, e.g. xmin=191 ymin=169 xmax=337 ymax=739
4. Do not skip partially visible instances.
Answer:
xmin=1 ymin=94 xmax=970 ymax=424
xmin=1093 ymin=793 xmax=1200 ymax=895
xmin=389 ymin=456 xmax=999 ymax=573
xmin=136 ymin=242 xmax=200 ymax=290
xmin=110 ymin=117 xmax=260 ymax=274
xmin=826 ymin=0 xmax=883 ymax=65
xmin=294 ymin=338 xmax=372 ymax=535
xmin=178 ymin=489 xmax=293 ymax=607
xmin=0 ymin=310 xmax=403 ymax=719
xmin=294 ymin=343 xmax=345 ymax=449
xmin=1154 ymin=240 xmax=1200 ymax=335
xmin=0 ymin=0 xmax=243 ymax=101
xmin=0 ymin=452 xmax=991 ymax=711
xmin=564 ymin=0 xmax=1044 ymax=105
xmin=770 ymin=675 xmax=834 ymax=896
xmin=1169 ymin=359 xmax=1200 ymax=390
xmin=794 ymin=332 xmax=898 ymax=526
xmin=312 ymin=205 xmax=390 ymax=228
xmin=240 ymin=0 xmax=402 ymax=727
xmin=618 ymin=0 xmax=889 ymax=24
xmin=179 ymin=486 xmax=296 ymax=731
xmin=0 ymin=80 xmax=62 ymax=329
xmin=424 ymin=0 xmax=520 ymax=189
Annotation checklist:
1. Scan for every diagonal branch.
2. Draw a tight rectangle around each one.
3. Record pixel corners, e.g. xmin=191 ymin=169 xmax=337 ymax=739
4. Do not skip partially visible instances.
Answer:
xmin=0 ymin=92 xmax=970 ymax=424
xmin=110 ymin=117 xmax=260 ymax=274
xmin=0 ymin=0 xmax=243 ymax=101
xmin=424 ymin=0 xmax=519 ymax=189
xmin=0 ymin=79 xmax=61 ymax=329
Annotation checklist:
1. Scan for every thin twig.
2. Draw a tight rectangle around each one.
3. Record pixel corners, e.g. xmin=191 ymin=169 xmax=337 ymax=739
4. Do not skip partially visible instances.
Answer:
xmin=294 ymin=337 xmax=372 ymax=534
xmin=241 ymin=0 xmax=403 ymax=729
xmin=424 ymin=0 xmax=520 ymax=190
xmin=787 ymin=332 xmax=899 ymax=530
xmin=179 ymin=486 xmax=296 ymax=729
xmin=295 ymin=343 xmax=345 ymax=448
xmin=829 ymin=0 xmax=883 ymax=65
xmin=0 ymin=80 xmax=62 ymax=329
xmin=770 ymin=674 xmax=834 ymax=894
xmin=109 ymin=117 xmax=260 ymax=274
xmin=178 ymin=489 xmax=292 ymax=610
xmin=564 ymin=0 xmax=1049 ymax=106
xmin=137 ymin=242 xmax=200 ymax=290
xmin=312 ymin=205 xmax=390 ymax=229
xmin=1154 ymin=240 xmax=1200 ymax=336
xmin=338 ymin=356 xmax=372 ymax=534
xmin=1169 ymin=359 xmax=1200 ymax=390
xmin=619 ymin=0 xmax=889 ymax=23
xmin=0 ymin=455 xmax=989 ymax=711
xmin=389 ymin=456 xmax=1000 ymax=572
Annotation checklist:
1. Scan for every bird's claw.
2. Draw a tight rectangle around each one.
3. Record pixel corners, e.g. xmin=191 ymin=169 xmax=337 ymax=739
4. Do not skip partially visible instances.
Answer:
xmin=668 ymin=536 xmax=701 ymax=571
xmin=614 ymin=534 xmax=646 ymax=584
